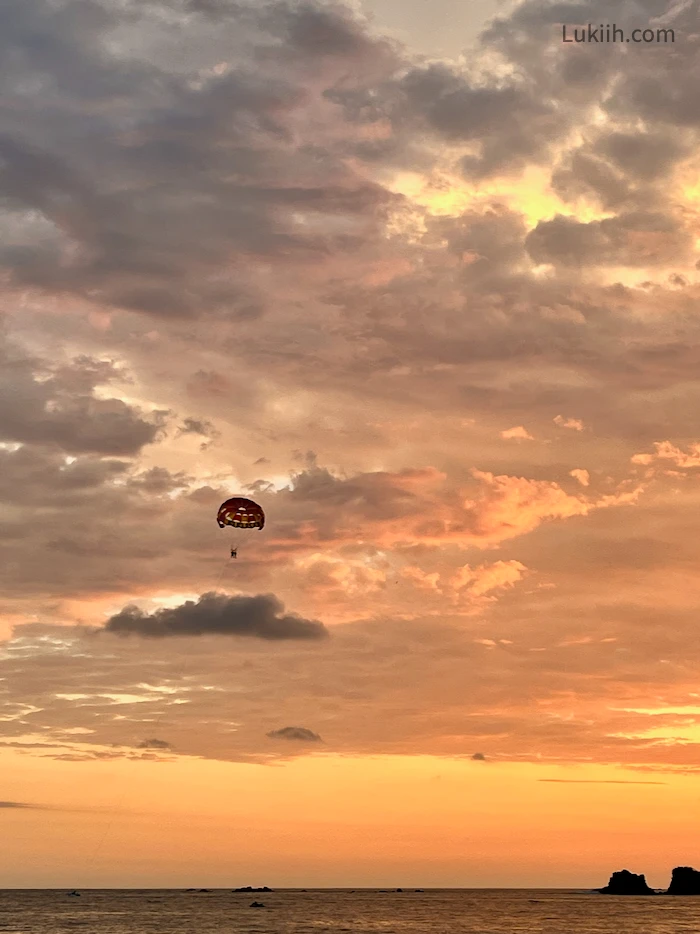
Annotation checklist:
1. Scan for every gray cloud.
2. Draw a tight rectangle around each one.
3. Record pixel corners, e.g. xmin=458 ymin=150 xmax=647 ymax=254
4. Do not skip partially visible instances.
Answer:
xmin=526 ymin=212 xmax=693 ymax=269
xmin=266 ymin=726 xmax=323 ymax=742
xmin=0 ymin=338 xmax=167 ymax=455
xmin=0 ymin=0 xmax=398 ymax=318
xmin=102 ymin=592 xmax=329 ymax=640
xmin=471 ymin=752 xmax=486 ymax=761
xmin=136 ymin=737 xmax=173 ymax=749
xmin=0 ymin=800 xmax=41 ymax=808
xmin=177 ymin=417 xmax=219 ymax=439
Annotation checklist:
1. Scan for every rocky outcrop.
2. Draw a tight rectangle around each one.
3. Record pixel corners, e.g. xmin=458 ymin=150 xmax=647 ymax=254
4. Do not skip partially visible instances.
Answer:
xmin=233 ymin=886 xmax=272 ymax=892
xmin=667 ymin=866 xmax=700 ymax=895
xmin=598 ymin=869 xmax=655 ymax=895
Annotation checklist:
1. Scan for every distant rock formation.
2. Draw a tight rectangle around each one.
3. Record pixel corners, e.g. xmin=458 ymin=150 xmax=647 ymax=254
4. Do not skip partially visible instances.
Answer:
xmin=598 ymin=870 xmax=655 ymax=895
xmin=667 ymin=866 xmax=700 ymax=895
xmin=233 ymin=886 xmax=272 ymax=892
xmin=250 ymin=901 xmax=265 ymax=908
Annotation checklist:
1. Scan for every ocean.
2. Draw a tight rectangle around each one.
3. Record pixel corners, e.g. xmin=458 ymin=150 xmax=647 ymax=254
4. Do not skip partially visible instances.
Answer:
xmin=1 ymin=888 xmax=699 ymax=934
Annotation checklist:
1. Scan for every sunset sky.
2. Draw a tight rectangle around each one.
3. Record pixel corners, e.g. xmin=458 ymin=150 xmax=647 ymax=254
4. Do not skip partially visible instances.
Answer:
xmin=2 ymin=0 xmax=700 ymax=889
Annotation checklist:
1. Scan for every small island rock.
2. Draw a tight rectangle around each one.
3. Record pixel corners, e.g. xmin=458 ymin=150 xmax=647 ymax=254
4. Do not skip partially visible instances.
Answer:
xmin=667 ymin=866 xmax=700 ymax=895
xmin=598 ymin=869 xmax=655 ymax=895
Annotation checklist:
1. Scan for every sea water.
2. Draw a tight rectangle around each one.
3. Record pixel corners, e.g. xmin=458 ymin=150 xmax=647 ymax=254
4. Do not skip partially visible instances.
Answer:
xmin=1 ymin=887 xmax=699 ymax=934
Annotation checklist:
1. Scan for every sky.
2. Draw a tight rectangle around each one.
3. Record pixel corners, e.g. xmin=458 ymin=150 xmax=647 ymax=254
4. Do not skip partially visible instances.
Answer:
xmin=1 ymin=0 xmax=700 ymax=889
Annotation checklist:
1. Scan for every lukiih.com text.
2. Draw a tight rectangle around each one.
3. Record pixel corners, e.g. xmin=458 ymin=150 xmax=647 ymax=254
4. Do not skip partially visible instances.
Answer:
xmin=562 ymin=24 xmax=675 ymax=43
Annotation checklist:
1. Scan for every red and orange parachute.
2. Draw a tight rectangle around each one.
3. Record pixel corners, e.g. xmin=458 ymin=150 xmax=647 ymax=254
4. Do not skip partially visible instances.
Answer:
xmin=216 ymin=497 xmax=265 ymax=531
xmin=217 ymin=497 xmax=264 ymax=558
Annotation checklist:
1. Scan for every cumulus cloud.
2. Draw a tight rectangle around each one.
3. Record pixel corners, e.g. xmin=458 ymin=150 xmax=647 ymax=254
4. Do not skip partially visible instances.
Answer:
xmin=451 ymin=560 xmax=527 ymax=599
xmin=501 ymin=426 xmax=535 ymax=441
xmin=266 ymin=727 xmax=323 ymax=743
xmin=471 ymin=752 xmax=486 ymax=761
xmin=0 ymin=338 xmax=167 ymax=455
xmin=102 ymin=592 xmax=329 ymax=640
xmin=554 ymin=416 xmax=584 ymax=432
xmin=0 ymin=0 xmax=399 ymax=318
xmin=401 ymin=567 xmax=442 ymax=592
xmin=457 ymin=471 xmax=638 ymax=547
xmin=569 ymin=469 xmax=590 ymax=487
xmin=136 ymin=738 xmax=173 ymax=749
xmin=296 ymin=553 xmax=387 ymax=598
xmin=632 ymin=441 xmax=700 ymax=469
xmin=176 ymin=417 xmax=221 ymax=445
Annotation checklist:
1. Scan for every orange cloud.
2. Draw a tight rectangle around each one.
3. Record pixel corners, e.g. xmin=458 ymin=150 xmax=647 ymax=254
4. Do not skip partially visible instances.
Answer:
xmin=501 ymin=426 xmax=535 ymax=440
xmin=456 ymin=470 xmax=639 ymax=547
xmin=450 ymin=559 xmax=527 ymax=603
xmin=570 ymin=469 xmax=590 ymax=487
xmin=632 ymin=441 xmax=700 ymax=469
xmin=554 ymin=416 xmax=584 ymax=431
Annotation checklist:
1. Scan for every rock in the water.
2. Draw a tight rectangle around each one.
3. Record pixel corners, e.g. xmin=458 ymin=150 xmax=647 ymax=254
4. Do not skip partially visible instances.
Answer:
xmin=598 ymin=870 xmax=655 ymax=895
xmin=667 ymin=866 xmax=700 ymax=895
xmin=250 ymin=901 xmax=265 ymax=908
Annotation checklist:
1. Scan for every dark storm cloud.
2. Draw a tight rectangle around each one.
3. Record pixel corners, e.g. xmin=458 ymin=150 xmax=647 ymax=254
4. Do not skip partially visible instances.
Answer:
xmin=471 ymin=752 xmax=486 ymax=760
xmin=266 ymin=726 xmax=323 ymax=742
xmin=102 ymin=591 xmax=329 ymax=640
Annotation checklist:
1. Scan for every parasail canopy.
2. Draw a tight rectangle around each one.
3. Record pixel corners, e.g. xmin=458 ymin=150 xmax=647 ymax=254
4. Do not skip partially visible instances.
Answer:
xmin=216 ymin=497 xmax=265 ymax=531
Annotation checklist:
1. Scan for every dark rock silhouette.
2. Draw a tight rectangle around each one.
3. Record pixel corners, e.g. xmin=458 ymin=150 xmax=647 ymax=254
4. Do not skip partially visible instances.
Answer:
xmin=396 ymin=888 xmax=403 ymax=892
xmin=250 ymin=901 xmax=265 ymax=908
xmin=233 ymin=886 xmax=272 ymax=892
xmin=667 ymin=866 xmax=700 ymax=895
xmin=598 ymin=870 xmax=655 ymax=895
xmin=198 ymin=889 xmax=210 ymax=893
